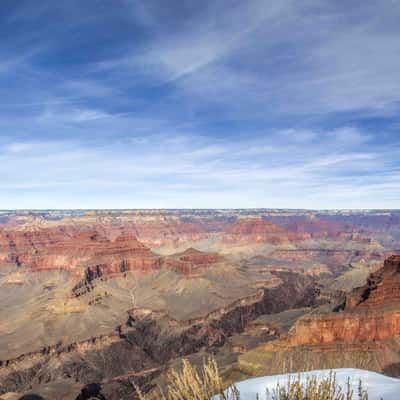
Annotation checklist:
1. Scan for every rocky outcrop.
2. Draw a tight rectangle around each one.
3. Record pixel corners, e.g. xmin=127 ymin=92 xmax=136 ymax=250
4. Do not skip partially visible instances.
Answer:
xmin=165 ymin=248 xmax=220 ymax=274
xmin=177 ymin=248 xmax=219 ymax=264
xmin=288 ymin=309 xmax=400 ymax=346
xmin=345 ymin=255 xmax=400 ymax=308
xmin=0 ymin=270 xmax=318 ymax=399
xmin=237 ymin=255 xmax=400 ymax=377
xmin=221 ymin=219 xmax=305 ymax=244
xmin=288 ymin=255 xmax=400 ymax=346
xmin=0 ymin=228 xmax=162 ymax=276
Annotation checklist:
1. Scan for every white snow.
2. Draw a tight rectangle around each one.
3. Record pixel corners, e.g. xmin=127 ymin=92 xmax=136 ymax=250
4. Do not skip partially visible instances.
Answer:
xmin=226 ymin=368 xmax=400 ymax=400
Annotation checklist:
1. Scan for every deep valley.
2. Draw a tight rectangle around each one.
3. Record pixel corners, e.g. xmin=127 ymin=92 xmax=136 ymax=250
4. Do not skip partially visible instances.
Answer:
xmin=0 ymin=209 xmax=399 ymax=399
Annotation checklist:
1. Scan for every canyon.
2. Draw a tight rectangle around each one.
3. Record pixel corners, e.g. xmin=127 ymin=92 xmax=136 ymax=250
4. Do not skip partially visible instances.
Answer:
xmin=0 ymin=209 xmax=399 ymax=399
xmin=236 ymin=255 xmax=400 ymax=379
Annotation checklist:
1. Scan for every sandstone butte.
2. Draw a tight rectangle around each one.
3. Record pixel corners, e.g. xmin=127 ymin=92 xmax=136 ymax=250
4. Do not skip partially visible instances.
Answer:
xmin=0 ymin=226 xmax=222 ymax=278
xmin=0 ymin=227 xmax=161 ymax=274
xmin=165 ymin=247 xmax=221 ymax=274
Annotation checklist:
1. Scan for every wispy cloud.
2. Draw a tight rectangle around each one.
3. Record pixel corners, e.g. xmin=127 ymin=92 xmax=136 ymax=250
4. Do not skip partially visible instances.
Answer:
xmin=89 ymin=1 xmax=400 ymax=117
xmin=0 ymin=1 xmax=399 ymax=208
xmin=0 ymin=123 xmax=398 ymax=208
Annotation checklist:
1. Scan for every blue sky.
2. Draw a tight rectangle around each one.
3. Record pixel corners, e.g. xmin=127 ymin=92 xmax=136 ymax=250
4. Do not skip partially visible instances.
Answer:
xmin=0 ymin=0 xmax=399 ymax=209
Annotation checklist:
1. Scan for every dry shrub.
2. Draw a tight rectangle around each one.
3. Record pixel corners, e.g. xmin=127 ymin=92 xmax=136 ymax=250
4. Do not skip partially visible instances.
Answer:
xmin=266 ymin=371 xmax=369 ymax=400
xmin=135 ymin=358 xmax=370 ymax=400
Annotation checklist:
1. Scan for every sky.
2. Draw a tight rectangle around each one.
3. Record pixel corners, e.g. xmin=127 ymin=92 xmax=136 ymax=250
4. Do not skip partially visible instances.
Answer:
xmin=0 ymin=0 xmax=399 ymax=209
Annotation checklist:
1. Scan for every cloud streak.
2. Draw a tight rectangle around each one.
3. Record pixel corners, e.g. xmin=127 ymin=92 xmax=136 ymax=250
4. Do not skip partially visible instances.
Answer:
xmin=0 ymin=122 xmax=398 ymax=208
xmin=0 ymin=0 xmax=399 ymax=208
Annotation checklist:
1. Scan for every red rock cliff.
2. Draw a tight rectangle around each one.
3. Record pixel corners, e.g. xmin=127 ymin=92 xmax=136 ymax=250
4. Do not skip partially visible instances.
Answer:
xmin=0 ymin=227 xmax=162 ymax=274
xmin=288 ymin=255 xmax=400 ymax=346
xmin=165 ymin=247 xmax=220 ymax=274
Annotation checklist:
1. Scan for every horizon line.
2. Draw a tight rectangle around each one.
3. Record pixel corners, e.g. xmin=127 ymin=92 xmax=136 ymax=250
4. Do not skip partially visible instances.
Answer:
xmin=1 ymin=208 xmax=399 ymax=212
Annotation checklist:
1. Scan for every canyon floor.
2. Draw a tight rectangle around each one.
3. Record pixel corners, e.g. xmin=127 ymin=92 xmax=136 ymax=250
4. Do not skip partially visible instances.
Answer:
xmin=0 ymin=209 xmax=399 ymax=400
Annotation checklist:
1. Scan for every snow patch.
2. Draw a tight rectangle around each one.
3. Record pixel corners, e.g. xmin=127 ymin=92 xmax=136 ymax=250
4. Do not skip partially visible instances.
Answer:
xmin=228 ymin=369 xmax=400 ymax=400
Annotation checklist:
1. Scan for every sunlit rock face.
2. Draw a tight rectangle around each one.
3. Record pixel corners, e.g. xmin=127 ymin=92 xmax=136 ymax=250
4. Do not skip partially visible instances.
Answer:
xmin=0 ymin=210 xmax=399 ymax=399
xmin=289 ymin=255 xmax=400 ymax=346
xmin=237 ymin=255 xmax=400 ymax=379
xmin=0 ymin=227 xmax=162 ymax=274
